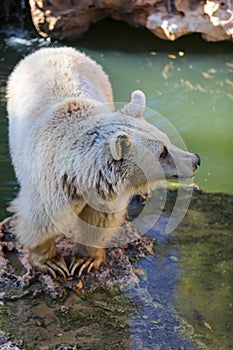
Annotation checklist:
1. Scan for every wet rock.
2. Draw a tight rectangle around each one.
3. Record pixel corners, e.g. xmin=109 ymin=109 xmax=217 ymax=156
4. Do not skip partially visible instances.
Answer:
xmin=0 ymin=216 xmax=155 ymax=299
xmin=0 ymin=332 xmax=22 ymax=349
xmin=52 ymin=346 xmax=78 ymax=350
xmin=29 ymin=0 xmax=233 ymax=41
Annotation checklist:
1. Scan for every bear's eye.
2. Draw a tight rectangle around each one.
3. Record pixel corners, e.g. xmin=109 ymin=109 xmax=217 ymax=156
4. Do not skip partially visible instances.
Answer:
xmin=159 ymin=146 xmax=168 ymax=160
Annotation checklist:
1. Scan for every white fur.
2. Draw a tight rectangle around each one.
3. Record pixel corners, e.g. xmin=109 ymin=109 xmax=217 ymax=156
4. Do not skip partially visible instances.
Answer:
xmin=7 ymin=47 xmax=198 ymax=252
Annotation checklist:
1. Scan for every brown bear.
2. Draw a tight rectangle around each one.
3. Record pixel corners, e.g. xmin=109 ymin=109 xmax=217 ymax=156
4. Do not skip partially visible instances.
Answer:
xmin=7 ymin=47 xmax=200 ymax=277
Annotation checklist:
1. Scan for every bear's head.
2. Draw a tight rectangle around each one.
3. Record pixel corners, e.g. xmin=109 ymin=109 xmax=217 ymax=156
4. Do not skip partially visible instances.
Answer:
xmin=73 ymin=90 xmax=200 ymax=205
xmin=107 ymin=90 xmax=200 ymax=191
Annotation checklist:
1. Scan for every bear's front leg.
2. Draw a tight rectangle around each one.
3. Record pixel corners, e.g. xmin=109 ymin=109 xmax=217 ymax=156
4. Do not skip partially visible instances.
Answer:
xmin=70 ymin=244 xmax=106 ymax=276
xmin=70 ymin=203 xmax=127 ymax=276
xmin=29 ymin=237 xmax=70 ymax=278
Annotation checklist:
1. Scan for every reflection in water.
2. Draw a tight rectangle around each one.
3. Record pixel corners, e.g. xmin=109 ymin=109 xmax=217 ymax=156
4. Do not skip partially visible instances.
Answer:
xmin=173 ymin=192 xmax=233 ymax=350
xmin=126 ymin=191 xmax=233 ymax=350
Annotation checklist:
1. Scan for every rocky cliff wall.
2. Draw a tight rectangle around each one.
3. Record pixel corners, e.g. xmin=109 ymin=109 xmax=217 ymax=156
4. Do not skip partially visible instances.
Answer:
xmin=28 ymin=0 xmax=233 ymax=41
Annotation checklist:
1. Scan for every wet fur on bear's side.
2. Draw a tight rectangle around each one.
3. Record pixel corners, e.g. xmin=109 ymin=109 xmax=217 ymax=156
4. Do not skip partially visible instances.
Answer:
xmin=7 ymin=47 xmax=200 ymax=277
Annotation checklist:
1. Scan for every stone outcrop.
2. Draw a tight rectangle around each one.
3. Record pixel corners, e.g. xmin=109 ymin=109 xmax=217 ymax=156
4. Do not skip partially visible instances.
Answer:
xmin=0 ymin=215 xmax=155 ymax=298
xmin=29 ymin=0 xmax=233 ymax=41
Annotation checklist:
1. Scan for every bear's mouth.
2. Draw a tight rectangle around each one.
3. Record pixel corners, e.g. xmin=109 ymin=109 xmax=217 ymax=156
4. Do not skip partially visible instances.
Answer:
xmin=167 ymin=174 xmax=195 ymax=180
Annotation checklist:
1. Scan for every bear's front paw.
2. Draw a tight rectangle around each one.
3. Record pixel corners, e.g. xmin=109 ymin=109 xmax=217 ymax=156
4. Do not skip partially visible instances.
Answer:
xmin=70 ymin=247 xmax=106 ymax=276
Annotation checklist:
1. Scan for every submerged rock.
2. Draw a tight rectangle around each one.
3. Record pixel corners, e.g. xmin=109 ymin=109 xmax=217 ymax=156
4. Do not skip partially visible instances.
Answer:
xmin=28 ymin=0 xmax=233 ymax=41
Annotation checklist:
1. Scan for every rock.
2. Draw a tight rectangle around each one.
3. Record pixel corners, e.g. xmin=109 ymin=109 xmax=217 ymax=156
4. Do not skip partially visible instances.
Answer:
xmin=28 ymin=0 xmax=233 ymax=41
xmin=0 ymin=332 xmax=22 ymax=350
xmin=0 ymin=216 xmax=155 ymax=299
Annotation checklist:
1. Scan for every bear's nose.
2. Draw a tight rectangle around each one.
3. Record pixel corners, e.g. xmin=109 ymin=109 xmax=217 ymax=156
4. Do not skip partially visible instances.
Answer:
xmin=192 ymin=153 xmax=201 ymax=171
xmin=194 ymin=153 xmax=201 ymax=167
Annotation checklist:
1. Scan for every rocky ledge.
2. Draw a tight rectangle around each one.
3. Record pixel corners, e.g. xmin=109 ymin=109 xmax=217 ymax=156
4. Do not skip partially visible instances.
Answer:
xmin=0 ymin=216 xmax=155 ymax=298
xmin=29 ymin=0 xmax=233 ymax=41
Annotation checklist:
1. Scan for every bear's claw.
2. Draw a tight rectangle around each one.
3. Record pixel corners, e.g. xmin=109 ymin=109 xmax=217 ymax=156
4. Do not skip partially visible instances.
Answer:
xmin=70 ymin=257 xmax=101 ymax=277
xmin=45 ymin=257 xmax=70 ymax=278
xmin=30 ymin=254 xmax=70 ymax=278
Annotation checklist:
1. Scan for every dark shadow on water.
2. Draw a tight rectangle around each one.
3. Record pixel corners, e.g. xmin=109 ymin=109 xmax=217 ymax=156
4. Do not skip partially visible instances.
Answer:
xmin=1 ymin=17 xmax=233 ymax=55
xmin=68 ymin=18 xmax=233 ymax=55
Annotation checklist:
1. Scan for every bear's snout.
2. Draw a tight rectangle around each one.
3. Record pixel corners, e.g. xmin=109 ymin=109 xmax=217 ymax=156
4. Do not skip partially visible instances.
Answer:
xmin=192 ymin=153 xmax=201 ymax=171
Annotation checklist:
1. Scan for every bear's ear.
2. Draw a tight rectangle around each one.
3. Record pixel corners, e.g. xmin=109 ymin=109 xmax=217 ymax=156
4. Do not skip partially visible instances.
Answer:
xmin=122 ymin=90 xmax=146 ymax=118
xmin=110 ymin=131 xmax=131 ymax=161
